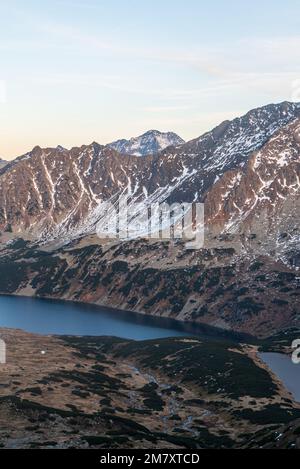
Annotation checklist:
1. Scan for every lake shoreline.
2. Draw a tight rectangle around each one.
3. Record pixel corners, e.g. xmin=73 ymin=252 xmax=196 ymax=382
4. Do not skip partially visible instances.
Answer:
xmin=247 ymin=346 xmax=298 ymax=405
xmin=259 ymin=352 xmax=300 ymax=404
xmin=0 ymin=292 xmax=257 ymax=344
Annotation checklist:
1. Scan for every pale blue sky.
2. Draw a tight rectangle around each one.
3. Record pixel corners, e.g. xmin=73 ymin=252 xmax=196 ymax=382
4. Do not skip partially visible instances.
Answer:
xmin=1 ymin=0 xmax=300 ymax=158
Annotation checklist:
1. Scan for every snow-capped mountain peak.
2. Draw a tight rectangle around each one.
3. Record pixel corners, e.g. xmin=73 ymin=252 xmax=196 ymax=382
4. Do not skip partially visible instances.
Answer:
xmin=108 ymin=130 xmax=185 ymax=156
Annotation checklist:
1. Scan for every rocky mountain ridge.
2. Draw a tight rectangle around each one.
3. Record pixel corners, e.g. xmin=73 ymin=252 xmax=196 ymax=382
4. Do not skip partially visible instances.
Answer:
xmin=0 ymin=101 xmax=299 ymax=246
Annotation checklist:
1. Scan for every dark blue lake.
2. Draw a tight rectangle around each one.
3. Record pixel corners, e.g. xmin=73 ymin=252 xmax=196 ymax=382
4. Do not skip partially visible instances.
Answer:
xmin=0 ymin=295 xmax=252 ymax=342
xmin=0 ymin=295 xmax=190 ymax=340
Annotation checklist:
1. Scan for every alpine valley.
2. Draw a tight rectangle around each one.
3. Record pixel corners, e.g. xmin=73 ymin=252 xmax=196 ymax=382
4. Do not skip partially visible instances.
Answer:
xmin=0 ymin=102 xmax=300 ymax=450
xmin=0 ymin=102 xmax=299 ymax=337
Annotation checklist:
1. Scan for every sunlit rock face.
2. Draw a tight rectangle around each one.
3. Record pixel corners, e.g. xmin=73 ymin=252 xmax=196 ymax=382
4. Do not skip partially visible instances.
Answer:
xmin=0 ymin=101 xmax=299 ymax=246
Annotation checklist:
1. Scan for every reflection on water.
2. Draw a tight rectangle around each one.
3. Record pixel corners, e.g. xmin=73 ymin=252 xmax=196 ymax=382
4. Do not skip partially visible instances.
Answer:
xmin=260 ymin=352 xmax=300 ymax=403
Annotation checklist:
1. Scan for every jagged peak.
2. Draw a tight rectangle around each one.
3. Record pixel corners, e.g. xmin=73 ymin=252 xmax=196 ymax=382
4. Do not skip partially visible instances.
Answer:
xmin=108 ymin=130 xmax=185 ymax=156
xmin=56 ymin=145 xmax=67 ymax=152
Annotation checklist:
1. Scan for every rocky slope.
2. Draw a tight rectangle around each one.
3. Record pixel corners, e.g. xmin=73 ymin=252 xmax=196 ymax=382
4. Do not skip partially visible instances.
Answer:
xmin=0 ymin=101 xmax=299 ymax=244
xmin=0 ymin=236 xmax=298 ymax=337
xmin=205 ymin=118 xmax=300 ymax=265
xmin=0 ymin=101 xmax=299 ymax=337
xmin=108 ymin=130 xmax=185 ymax=156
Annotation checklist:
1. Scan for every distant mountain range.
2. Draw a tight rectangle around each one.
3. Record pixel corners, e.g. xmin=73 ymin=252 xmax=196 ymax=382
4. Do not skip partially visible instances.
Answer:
xmin=0 ymin=101 xmax=299 ymax=337
xmin=108 ymin=130 xmax=185 ymax=156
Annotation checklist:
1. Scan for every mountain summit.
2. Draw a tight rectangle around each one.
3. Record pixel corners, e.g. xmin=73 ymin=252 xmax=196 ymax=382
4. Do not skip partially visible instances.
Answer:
xmin=108 ymin=130 xmax=185 ymax=156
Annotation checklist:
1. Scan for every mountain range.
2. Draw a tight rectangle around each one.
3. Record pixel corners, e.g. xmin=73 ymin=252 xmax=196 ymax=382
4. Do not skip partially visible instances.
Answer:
xmin=0 ymin=101 xmax=299 ymax=337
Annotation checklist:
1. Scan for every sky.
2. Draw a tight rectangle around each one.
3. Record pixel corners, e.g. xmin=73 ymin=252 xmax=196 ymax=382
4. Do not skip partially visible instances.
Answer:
xmin=0 ymin=0 xmax=300 ymax=159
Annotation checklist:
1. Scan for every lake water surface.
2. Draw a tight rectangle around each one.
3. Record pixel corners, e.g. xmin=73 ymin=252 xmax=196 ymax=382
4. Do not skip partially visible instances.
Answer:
xmin=0 ymin=295 xmax=250 ymax=342
xmin=260 ymin=352 xmax=300 ymax=403
xmin=0 ymin=295 xmax=190 ymax=340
